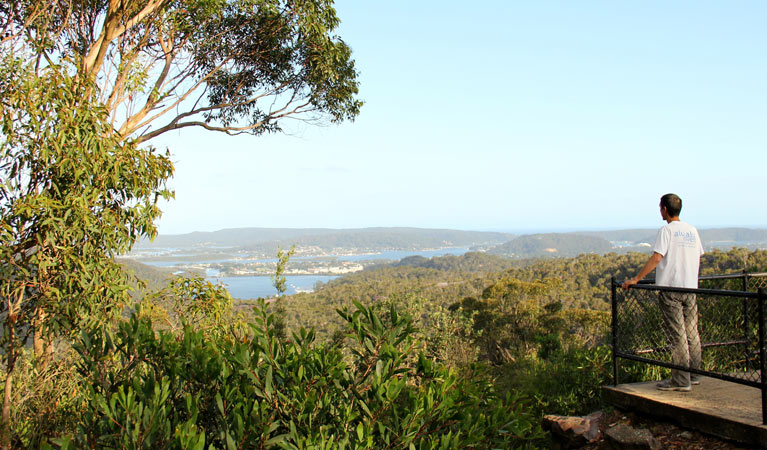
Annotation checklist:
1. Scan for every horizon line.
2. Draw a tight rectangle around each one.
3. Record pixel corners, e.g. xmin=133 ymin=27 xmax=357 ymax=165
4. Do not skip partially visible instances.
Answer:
xmin=152 ymin=224 xmax=767 ymax=237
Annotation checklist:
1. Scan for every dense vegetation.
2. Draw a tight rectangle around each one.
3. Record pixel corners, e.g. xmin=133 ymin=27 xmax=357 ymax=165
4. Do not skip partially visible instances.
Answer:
xmin=276 ymin=248 xmax=767 ymax=417
xmin=2 ymin=271 xmax=550 ymax=448
xmin=49 ymin=300 xmax=541 ymax=449
xmin=280 ymin=251 xmax=650 ymax=337
xmin=7 ymin=241 xmax=767 ymax=448
xmin=10 ymin=219 xmax=765 ymax=448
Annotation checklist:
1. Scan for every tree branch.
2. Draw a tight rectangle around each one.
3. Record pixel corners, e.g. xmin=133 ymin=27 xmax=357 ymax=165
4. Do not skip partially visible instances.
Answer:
xmin=83 ymin=0 xmax=167 ymax=78
xmin=116 ymin=26 xmax=177 ymax=135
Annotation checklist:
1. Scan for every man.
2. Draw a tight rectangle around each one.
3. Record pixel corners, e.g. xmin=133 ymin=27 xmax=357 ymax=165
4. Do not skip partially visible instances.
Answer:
xmin=622 ymin=193 xmax=704 ymax=392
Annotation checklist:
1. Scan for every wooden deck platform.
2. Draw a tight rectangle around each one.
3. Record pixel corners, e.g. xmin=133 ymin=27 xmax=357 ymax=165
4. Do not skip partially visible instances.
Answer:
xmin=603 ymin=377 xmax=767 ymax=447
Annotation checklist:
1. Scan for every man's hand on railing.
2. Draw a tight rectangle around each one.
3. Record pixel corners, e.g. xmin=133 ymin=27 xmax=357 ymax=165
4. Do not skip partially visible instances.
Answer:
xmin=624 ymin=252 xmax=663 ymax=291
xmin=622 ymin=277 xmax=639 ymax=291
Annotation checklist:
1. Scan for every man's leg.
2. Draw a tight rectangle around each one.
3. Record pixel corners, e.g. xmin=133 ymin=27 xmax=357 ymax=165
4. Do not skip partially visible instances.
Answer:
xmin=682 ymin=293 xmax=702 ymax=377
xmin=659 ymin=291 xmax=691 ymax=387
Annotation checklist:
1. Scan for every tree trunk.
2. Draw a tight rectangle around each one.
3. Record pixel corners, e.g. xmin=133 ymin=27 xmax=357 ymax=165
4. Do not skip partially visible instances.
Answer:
xmin=1 ymin=294 xmax=19 ymax=450
xmin=1 ymin=356 xmax=13 ymax=450
xmin=33 ymin=307 xmax=45 ymax=358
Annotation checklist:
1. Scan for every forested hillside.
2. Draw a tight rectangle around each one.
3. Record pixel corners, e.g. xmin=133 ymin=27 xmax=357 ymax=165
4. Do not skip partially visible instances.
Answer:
xmin=278 ymin=248 xmax=767 ymax=339
xmin=270 ymin=248 xmax=767 ymax=423
xmin=488 ymin=233 xmax=615 ymax=258
xmin=117 ymin=259 xmax=202 ymax=291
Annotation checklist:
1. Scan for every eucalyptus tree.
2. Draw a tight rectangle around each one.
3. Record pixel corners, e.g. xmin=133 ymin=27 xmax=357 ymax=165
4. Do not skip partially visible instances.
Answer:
xmin=0 ymin=1 xmax=361 ymax=445
xmin=0 ymin=56 xmax=174 ymax=448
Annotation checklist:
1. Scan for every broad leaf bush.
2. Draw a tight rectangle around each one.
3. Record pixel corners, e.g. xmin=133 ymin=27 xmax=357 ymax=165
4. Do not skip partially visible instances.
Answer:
xmin=49 ymin=301 xmax=543 ymax=449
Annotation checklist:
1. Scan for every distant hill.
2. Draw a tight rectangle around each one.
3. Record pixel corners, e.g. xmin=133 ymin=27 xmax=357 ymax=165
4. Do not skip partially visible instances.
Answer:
xmin=135 ymin=227 xmax=515 ymax=251
xmin=580 ymin=227 xmax=767 ymax=249
xmin=578 ymin=229 xmax=657 ymax=244
xmin=699 ymin=228 xmax=767 ymax=246
xmin=135 ymin=228 xmax=343 ymax=248
xmin=489 ymin=228 xmax=767 ymax=260
xmin=269 ymin=228 xmax=513 ymax=251
xmin=488 ymin=233 xmax=615 ymax=259
xmin=132 ymin=226 xmax=767 ymax=262
xmin=393 ymin=251 xmax=521 ymax=272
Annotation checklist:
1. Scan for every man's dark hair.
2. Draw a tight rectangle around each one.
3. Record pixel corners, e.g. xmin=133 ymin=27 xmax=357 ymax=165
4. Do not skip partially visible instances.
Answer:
xmin=660 ymin=193 xmax=682 ymax=217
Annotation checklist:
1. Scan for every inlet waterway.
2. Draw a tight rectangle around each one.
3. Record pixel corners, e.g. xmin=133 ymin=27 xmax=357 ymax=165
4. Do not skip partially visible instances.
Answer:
xmin=213 ymin=275 xmax=338 ymax=299
xmin=140 ymin=248 xmax=468 ymax=299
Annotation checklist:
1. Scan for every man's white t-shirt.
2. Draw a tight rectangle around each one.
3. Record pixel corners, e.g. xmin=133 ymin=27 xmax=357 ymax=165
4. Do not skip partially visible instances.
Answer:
xmin=653 ymin=221 xmax=704 ymax=288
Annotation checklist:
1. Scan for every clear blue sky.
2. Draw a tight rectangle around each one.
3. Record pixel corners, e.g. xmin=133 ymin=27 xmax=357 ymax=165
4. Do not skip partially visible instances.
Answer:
xmin=152 ymin=1 xmax=766 ymax=235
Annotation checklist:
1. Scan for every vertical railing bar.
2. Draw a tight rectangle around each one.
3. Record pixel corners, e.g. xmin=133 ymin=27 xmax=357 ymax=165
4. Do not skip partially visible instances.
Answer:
xmin=612 ymin=277 xmax=619 ymax=386
xmin=758 ymin=288 xmax=766 ymax=425
xmin=744 ymin=270 xmax=751 ymax=371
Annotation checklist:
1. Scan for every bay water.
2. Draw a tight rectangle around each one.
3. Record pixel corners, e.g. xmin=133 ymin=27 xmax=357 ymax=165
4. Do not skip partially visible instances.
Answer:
xmin=143 ymin=248 xmax=468 ymax=299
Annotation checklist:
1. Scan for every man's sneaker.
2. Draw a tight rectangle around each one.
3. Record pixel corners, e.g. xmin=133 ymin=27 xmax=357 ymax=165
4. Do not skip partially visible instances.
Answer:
xmin=656 ymin=380 xmax=691 ymax=392
xmin=690 ymin=377 xmax=701 ymax=386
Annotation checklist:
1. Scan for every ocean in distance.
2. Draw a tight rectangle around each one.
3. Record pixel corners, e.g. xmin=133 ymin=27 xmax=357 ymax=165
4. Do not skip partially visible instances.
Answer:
xmin=146 ymin=248 xmax=469 ymax=299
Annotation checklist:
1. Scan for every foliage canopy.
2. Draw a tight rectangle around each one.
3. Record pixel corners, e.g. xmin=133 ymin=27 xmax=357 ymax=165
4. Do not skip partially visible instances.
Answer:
xmin=0 ymin=54 xmax=173 ymax=339
xmin=1 ymin=0 xmax=362 ymax=142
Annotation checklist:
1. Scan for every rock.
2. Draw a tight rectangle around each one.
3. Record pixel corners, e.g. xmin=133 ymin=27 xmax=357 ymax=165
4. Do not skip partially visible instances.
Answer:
xmin=605 ymin=423 xmax=661 ymax=450
xmin=542 ymin=411 xmax=602 ymax=449
xmin=680 ymin=431 xmax=694 ymax=440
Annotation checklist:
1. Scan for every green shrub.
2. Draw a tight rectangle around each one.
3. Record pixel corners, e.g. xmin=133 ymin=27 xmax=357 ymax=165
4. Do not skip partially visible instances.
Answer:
xmin=1 ymin=348 xmax=85 ymax=448
xmin=47 ymin=301 xmax=543 ymax=449
xmin=497 ymin=346 xmax=612 ymax=417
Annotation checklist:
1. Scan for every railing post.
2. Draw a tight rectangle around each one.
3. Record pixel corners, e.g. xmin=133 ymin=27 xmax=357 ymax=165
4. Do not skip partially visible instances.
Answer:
xmin=744 ymin=270 xmax=751 ymax=371
xmin=758 ymin=288 xmax=766 ymax=425
xmin=612 ymin=277 xmax=619 ymax=386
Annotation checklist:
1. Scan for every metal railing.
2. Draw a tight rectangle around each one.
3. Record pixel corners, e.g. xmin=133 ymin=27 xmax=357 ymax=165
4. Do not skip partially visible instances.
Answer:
xmin=611 ymin=272 xmax=767 ymax=423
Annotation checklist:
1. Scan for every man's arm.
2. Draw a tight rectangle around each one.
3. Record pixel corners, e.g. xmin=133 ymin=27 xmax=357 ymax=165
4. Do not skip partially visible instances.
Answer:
xmin=622 ymin=252 xmax=663 ymax=290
